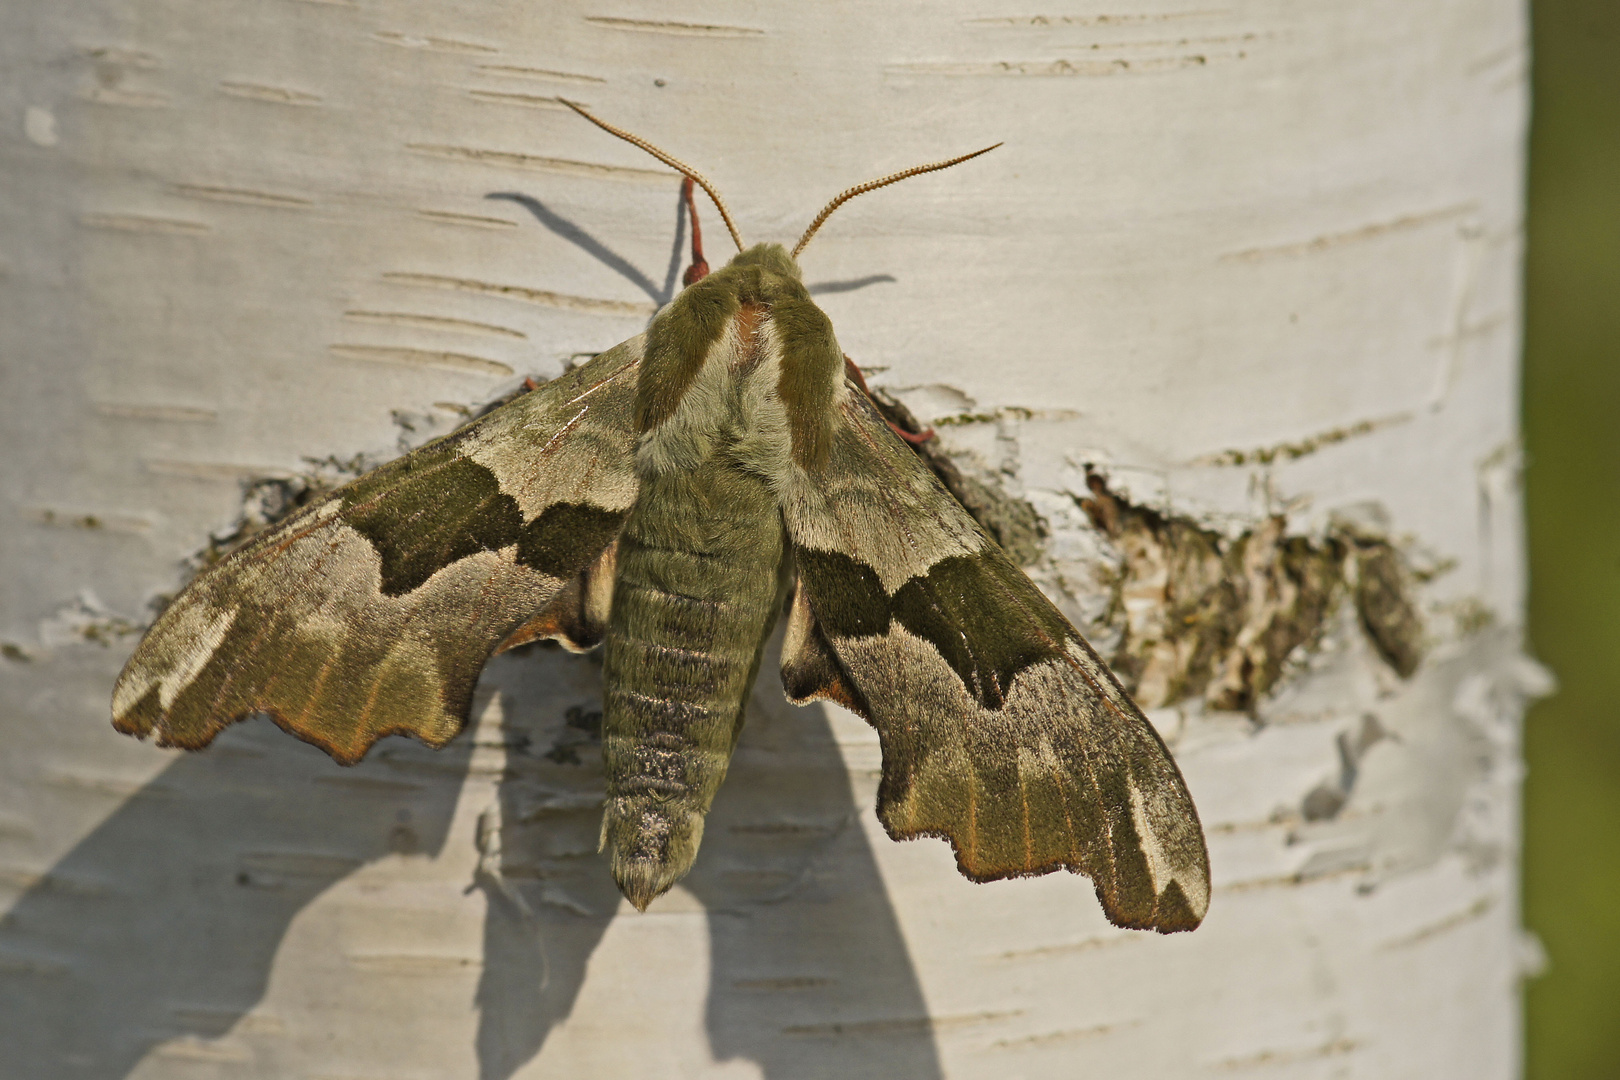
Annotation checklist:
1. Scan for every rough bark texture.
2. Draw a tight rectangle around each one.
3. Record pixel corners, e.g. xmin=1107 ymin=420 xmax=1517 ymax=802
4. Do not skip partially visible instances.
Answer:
xmin=0 ymin=2 xmax=1537 ymax=1077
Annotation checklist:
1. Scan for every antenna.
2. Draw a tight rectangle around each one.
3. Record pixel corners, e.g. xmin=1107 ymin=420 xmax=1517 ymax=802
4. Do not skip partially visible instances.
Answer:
xmin=560 ymin=100 xmax=744 ymax=253
xmin=792 ymin=143 xmax=1002 ymax=259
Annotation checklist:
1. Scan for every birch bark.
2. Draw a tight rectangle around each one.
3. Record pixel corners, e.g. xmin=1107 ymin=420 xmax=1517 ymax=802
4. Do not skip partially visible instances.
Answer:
xmin=0 ymin=2 xmax=1538 ymax=1077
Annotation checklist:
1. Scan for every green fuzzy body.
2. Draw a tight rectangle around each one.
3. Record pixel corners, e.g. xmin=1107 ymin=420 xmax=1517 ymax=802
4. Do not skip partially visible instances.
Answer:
xmin=600 ymin=244 xmax=825 ymax=908
xmin=601 ymin=466 xmax=788 ymax=908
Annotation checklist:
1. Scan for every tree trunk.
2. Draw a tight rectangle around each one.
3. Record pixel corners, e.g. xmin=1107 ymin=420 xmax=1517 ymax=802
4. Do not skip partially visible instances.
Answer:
xmin=0 ymin=2 xmax=1538 ymax=1077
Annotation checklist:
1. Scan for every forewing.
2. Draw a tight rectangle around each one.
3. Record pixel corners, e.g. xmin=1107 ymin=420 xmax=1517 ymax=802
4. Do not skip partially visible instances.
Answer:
xmin=113 ymin=338 xmax=643 ymax=763
xmin=783 ymin=387 xmax=1210 ymax=932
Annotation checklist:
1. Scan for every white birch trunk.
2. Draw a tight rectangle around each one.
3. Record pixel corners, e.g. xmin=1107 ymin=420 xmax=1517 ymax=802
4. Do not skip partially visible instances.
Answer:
xmin=0 ymin=2 xmax=1540 ymax=1077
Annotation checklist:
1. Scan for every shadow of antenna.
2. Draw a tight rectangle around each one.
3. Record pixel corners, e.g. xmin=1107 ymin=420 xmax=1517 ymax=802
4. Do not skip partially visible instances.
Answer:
xmin=486 ymin=189 xmax=687 ymax=308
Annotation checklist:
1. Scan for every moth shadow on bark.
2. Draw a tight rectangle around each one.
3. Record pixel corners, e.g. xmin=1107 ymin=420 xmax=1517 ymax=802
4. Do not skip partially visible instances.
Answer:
xmin=0 ymin=709 xmax=476 ymax=1078
xmin=805 ymin=274 xmax=898 ymax=295
xmin=0 ymin=652 xmax=940 ymax=1080
xmin=476 ymin=638 xmax=945 ymax=1080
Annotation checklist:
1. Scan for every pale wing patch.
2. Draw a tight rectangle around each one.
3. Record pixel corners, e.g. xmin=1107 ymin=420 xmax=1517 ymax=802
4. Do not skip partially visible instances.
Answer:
xmin=113 ymin=601 xmax=239 ymax=716
xmin=462 ymin=337 xmax=643 ymax=515
xmin=1177 ymin=856 xmax=1211 ymax=919
xmin=1127 ymin=783 xmax=1171 ymax=896
xmin=279 ymin=609 xmax=348 ymax=651
xmin=261 ymin=529 xmax=561 ymax=644
xmin=1126 ymin=758 xmax=1210 ymax=919
xmin=783 ymin=395 xmax=984 ymax=592
xmin=157 ymin=606 xmax=237 ymax=711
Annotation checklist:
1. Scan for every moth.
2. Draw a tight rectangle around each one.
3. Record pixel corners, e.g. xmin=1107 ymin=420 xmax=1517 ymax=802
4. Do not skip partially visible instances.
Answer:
xmin=113 ymin=104 xmax=1211 ymax=933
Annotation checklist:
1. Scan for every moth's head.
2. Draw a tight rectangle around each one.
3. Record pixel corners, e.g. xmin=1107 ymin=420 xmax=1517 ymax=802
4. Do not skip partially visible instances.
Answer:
xmin=561 ymin=100 xmax=999 ymax=265
xmin=725 ymin=243 xmax=801 ymax=280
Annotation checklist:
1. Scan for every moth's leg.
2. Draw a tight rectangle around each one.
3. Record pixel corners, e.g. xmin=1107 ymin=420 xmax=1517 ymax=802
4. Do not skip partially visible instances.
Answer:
xmin=843 ymin=353 xmax=936 ymax=444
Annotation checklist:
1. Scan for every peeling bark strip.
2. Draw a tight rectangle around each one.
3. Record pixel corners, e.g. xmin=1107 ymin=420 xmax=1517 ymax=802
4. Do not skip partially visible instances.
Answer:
xmin=1078 ymin=472 xmax=1424 ymax=711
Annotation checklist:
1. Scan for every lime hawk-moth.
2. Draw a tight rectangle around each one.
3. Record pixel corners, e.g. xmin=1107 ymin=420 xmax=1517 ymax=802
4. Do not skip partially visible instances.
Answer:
xmin=112 ymin=105 xmax=1211 ymax=934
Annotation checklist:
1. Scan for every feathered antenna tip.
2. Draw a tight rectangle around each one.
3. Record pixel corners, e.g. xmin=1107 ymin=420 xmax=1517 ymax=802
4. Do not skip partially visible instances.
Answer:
xmin=792 ymin=143 xmax=1002 ymax=259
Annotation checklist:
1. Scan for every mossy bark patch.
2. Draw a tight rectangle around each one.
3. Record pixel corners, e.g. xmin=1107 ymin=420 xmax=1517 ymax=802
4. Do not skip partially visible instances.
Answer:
xmin=1080 ymin=471 xmax=1425 ymax=712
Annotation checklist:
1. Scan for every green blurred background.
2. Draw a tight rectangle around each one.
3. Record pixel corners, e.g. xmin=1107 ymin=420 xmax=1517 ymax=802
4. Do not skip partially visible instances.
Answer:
xmin=1523 ymin=0 xmax=1620 ymax=1075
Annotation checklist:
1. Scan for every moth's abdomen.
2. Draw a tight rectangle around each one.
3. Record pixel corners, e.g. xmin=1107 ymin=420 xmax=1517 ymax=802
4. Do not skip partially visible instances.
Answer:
xmin=601 ymin=463 xmax=788 ymax=910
